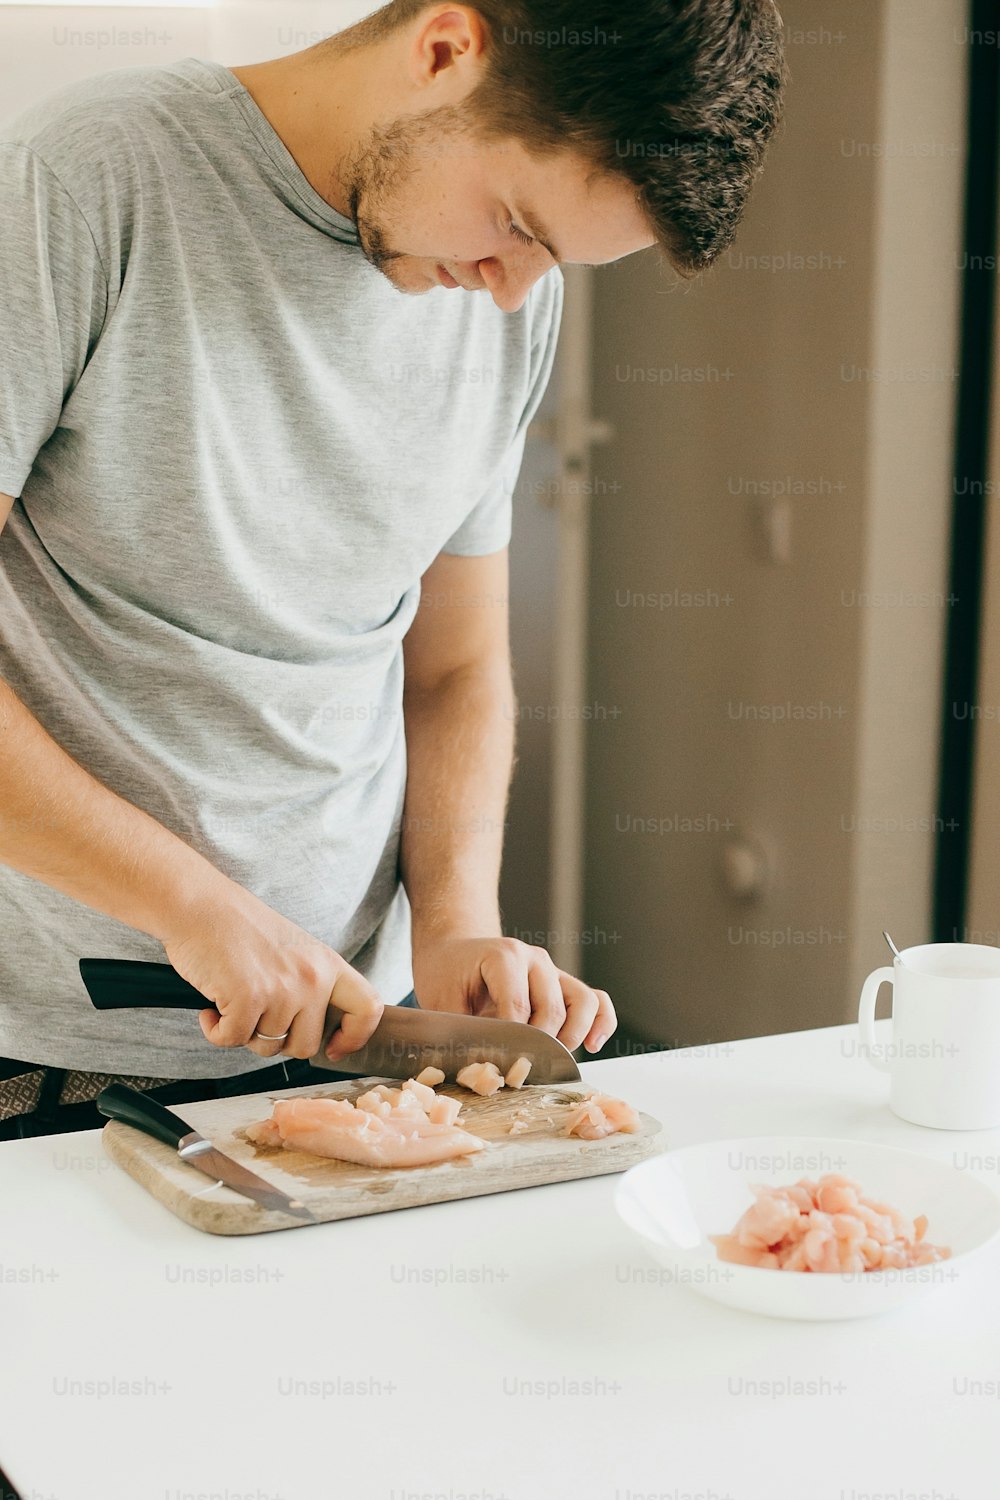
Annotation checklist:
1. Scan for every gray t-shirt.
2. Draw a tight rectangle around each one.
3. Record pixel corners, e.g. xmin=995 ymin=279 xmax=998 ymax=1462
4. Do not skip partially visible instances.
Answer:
xmin=0 ymin=58 xmax=562 ymax=1076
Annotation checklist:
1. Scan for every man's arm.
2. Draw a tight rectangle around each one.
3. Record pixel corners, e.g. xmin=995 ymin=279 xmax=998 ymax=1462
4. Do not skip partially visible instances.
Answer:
xmin=401 ymin=548 xmax=616 ymax=1053
xmin=0 ymin=493 xmax=381 ymax=1061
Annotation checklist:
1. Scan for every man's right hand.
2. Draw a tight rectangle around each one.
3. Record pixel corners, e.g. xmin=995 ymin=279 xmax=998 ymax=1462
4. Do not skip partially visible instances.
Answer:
xmin=162 ymin=892 xmax=383 ymax=1062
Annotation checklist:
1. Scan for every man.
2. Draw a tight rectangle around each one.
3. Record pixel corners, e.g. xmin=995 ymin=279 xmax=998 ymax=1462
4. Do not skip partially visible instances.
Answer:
xmin=0 ymin=1 xmax=785 ymax=1136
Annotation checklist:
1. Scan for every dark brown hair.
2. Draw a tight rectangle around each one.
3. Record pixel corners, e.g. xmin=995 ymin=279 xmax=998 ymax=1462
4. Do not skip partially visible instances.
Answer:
xmin=340 ymin=0 xmax=787 ymax=275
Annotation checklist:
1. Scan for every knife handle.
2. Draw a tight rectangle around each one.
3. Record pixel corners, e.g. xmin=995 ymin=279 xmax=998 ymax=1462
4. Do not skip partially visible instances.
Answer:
xmin=96 ymin=1083 xmax=192 ymax=1148
xmin=81 ymin=958 xmax=349 ymax=1051
xmin=80 ymin=958 xmax=212 ymax=1011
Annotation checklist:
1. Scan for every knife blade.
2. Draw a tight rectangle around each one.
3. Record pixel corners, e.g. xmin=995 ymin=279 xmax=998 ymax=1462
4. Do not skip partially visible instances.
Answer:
xmin=311 ymin=1001 xmax=582 ymax=1082
xmin=96 ymin=1083 xmax=316 ymax=1221
xmin=79 ymin=958 xmax=582 ymax=1083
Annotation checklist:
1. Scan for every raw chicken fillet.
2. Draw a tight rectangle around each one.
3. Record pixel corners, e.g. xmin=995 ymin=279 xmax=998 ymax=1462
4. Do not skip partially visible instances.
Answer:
xmin=246 ymin=1091 xmax=484 ymax=1169
xmin=710 ymin=1174 xmax=952 ymax=1273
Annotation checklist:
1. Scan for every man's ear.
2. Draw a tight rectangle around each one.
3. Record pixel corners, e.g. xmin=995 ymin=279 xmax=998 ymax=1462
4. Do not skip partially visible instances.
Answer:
xmin=406 ymin=5 xmax=489 ymax=90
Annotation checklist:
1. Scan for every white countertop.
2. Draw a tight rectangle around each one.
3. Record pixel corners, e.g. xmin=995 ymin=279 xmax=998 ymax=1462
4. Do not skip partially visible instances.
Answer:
xmin=1 ymin=1021 xmax=997 ymax=1500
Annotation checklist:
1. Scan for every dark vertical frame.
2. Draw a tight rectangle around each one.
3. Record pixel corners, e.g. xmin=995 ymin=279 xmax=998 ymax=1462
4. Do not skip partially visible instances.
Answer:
xmin=932 ymin=0 xmax=1000 ymax=940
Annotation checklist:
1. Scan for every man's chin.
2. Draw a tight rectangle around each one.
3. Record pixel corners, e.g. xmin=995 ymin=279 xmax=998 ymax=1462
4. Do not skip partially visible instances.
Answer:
xmin=374 ymin=259 xmax=438 ymax=296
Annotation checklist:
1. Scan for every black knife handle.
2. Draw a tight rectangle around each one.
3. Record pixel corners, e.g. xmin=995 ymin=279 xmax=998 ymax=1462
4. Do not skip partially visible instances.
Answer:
xmin=81 ymin=957 xmax=349 ymax=1049
xmin=80 ymin=958 xmax=213 ymax=1012
xmin=96 ymin=1083 xmax=192 ymax=1147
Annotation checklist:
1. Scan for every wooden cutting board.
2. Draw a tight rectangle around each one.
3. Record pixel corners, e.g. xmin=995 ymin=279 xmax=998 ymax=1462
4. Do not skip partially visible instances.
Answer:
xmin=102 ymin=1077 xmax=664 ymax=1236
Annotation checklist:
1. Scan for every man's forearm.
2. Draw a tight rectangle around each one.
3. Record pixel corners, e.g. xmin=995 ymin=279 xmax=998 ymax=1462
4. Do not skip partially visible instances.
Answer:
xmin=400 ymin=662 xmax=516 ymax=947
xmin=0 ymin=674 xmax=235 ymax=941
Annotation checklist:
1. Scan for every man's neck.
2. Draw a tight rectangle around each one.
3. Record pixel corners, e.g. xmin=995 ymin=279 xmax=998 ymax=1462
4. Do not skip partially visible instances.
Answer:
xmin=231 ymin=45 xmax=379 ymax=218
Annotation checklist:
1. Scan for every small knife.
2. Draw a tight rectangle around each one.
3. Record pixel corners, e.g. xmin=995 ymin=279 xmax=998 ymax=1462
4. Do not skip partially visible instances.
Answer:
xmin=96 ymin=1083 xmax=316 ymax=1221
xmin=79 ymin=958 xmax=582 ymax=1084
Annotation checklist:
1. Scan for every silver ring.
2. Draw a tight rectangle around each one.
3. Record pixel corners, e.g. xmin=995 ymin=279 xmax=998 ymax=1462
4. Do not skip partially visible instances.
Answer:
xmin=254 ymin=1029 xmax=290 ymax=1041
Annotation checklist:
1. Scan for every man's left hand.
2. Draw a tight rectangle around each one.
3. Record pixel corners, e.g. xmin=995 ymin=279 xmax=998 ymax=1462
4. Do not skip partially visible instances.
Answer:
xmin=411 ymin=936 xmax=617 ymax=1054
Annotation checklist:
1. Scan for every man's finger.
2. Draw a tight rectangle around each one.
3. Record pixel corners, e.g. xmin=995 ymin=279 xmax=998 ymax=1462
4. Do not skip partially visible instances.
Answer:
xmin=477 ymin=947 xmax=531 ymax=1023
xmin=282 ymin=1007 xmax=328 ymax=1061
xmin=325 ymin=966 xmax=385 ymax=1060
xmin=582 ymin=989 xmax=617 ymax=1054
xmin=555 ymin=974 xmax=600 ymax=1052
xmin=524 ymin=954 xmax=568 ymax=1037
xmin=199 ymin=1002 xmax=263 ymax=1050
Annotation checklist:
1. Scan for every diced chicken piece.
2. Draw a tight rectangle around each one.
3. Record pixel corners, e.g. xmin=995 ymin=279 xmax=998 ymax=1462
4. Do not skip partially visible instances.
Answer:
xmin=786 ymin=1183 xmax=815 ymax=1213
xmin=911 ymin=1241 xmax=951 ymax=1266
xmin=710 ymin=1176 xmax=950 ymax=1273
xmin=358 ymin=1084 xmax=402 ymax=1108
xmin=355 ymin=1089 xmax=393 ymax=1118
xmin=816 ymin=1176 xmax=860 ymax=1214
xmin=709 ymin=1234 xmax=770 ymax=1267
xmin=803 ymin=1226 xmax=840 ymax=1273
xmin=831 ymin=1213 xmax=867 ymax=1247
xmin=389 ymin=1092 xmax=431 ymax=1128
xmin=778 ymin=1240 xmax=811 ymax=1272
xmin=600 ymin=1096 xmax=641 ymax=1132
xmin=456 ymin=1062 xmax=505 ymax=1097
xmin=414 ymin=1067 xmax=446 ymax=1088
xmin=565 ymin=1101 xmax=609 ymax=1139
xmin=400 ymin=1078 xmax=437 ymax=1110
xmin=427 ymin=1095 xmax=462 ymax=1127
xmin=869 ymin=1199 xmax=916 ymax=1242
xmin=245 ymin=1117 xmax=282 ymax=1147
xmin=564 ymin=1093 xmax=640 ymax=1140
xmin=735 ymin=1192 xmax=801 ymax=1250
xmin=854 ymin=1203 xmax=897 ymax=1245
xmin=504 ymin=1056 xmax=532 ymax=1089
xmin=250 ymin=1096 xmax=484 ymax=1169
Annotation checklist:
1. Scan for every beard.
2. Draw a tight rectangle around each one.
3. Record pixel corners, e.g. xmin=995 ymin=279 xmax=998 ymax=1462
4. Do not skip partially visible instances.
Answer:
xmin=338 ymin=104 xmax=484 ymax=289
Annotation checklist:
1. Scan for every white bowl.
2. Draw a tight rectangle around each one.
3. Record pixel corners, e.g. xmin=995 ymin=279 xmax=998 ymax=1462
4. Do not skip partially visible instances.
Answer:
xmin=615 ymin=1135 xmax=1000 ymax=1320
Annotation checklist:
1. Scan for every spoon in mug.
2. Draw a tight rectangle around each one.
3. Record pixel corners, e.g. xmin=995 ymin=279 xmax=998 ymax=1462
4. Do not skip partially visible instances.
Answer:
xmin=883 ymin=930 xmax=902 ymax=961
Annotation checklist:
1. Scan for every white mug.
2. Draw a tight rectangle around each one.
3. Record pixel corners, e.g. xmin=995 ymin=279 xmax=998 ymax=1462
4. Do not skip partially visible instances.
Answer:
xmin=858 ymin=942 xmax=1000 ymax=1130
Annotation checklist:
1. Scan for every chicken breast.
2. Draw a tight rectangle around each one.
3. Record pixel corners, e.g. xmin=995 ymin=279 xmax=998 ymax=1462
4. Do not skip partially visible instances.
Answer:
xmin=252 ymin=1096 xmax=484 ymax=1169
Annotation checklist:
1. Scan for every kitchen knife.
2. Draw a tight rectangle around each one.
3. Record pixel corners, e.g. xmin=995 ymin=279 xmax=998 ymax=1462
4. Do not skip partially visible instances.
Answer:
xmin=96 ymin=1083 xmax=316 ymax=1221
xmin=79 ymin=958 xmax=582 ymax=1083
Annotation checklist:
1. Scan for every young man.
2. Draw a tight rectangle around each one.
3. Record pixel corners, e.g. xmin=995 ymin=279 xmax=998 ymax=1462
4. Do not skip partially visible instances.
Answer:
xmin=0 ymin=1 xmax=785 ymax=1135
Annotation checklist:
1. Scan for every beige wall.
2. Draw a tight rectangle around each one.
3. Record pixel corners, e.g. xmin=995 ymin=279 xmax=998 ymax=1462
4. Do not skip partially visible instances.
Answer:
xmin=0 ymin=3 xmax=366 ymax=124
xmin=584 ymin=0 xmax=967 ymax=1047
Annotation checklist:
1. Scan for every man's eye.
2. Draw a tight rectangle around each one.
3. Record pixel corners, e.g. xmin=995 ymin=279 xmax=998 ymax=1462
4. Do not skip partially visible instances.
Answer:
xmin=509 ymin=222 xmax=535 ymax=247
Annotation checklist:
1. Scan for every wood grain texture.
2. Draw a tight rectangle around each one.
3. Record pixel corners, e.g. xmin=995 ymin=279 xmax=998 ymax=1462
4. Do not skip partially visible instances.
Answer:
xmin=102 ymin=1077 xmax=665 ymax=1236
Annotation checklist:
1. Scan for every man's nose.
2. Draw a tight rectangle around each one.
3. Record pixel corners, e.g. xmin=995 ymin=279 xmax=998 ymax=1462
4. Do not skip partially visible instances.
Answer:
xmin=477 ymin=256 xmax=550 ymax=313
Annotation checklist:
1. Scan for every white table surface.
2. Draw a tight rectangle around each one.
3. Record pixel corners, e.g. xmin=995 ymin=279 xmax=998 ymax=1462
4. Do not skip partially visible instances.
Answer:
xmin=1 ymin=1021 xmax=997 ymax=1500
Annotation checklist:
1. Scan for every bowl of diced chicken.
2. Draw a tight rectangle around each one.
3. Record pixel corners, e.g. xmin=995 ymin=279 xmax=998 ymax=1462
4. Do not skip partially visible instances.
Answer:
xmin=615 ymin=1136 xmax=1000 ymax=1320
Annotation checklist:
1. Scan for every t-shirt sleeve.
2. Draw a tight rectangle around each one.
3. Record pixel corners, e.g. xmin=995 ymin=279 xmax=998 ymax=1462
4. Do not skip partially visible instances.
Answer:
xmin=0 ymin=143 xmax=109 ymax=498
xmin=441 ymin=267 xmax=564 ymax=557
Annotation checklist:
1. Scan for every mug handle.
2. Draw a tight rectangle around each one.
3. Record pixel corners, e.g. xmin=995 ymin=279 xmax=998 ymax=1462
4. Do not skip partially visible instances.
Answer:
xmin=858 ymin=965 xmax=894 ymax=1073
